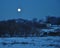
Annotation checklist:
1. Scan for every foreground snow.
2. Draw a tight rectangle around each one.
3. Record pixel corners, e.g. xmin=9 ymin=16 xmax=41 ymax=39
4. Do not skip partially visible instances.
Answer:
xmin=0 ymin=36 xmax=60 ymax=48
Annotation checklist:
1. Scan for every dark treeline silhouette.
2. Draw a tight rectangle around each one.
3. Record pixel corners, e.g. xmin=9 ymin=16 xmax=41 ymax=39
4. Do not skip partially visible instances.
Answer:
xmin=46 ymin=16 xmax=60 ymax=25
xmin=0 ymin=16 xmax=60 ymax=37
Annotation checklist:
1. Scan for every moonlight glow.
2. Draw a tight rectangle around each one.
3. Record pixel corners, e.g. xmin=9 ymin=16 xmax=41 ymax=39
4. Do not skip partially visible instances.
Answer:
xmin=17 ymin=8 xmax=21 ymax=12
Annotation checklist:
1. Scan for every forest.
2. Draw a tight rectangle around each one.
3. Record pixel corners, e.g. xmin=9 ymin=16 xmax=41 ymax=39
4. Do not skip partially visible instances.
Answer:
xmin=0 ymin=16 xmax=60 ymax=37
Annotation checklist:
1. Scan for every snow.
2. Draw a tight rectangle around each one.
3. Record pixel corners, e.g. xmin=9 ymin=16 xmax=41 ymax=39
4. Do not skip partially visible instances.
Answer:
xmin=41 ymin=29 xmax=54 ymax=33
xmin=0 ymin=37 xmax=60 ymax=48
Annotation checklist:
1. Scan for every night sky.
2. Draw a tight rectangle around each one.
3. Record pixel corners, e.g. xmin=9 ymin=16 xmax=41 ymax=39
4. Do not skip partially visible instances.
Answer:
xmin=0 ymin=0 xmax=60 ymax=21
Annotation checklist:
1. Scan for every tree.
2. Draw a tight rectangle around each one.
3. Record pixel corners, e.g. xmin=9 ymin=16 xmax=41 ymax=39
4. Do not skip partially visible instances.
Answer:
xmin=46 ymin=16 xmax=57 ymax=25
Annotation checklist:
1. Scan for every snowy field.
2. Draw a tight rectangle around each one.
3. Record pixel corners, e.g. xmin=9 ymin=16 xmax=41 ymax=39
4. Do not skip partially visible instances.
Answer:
xmin=0 ymin=36 xmax=60 ymax=48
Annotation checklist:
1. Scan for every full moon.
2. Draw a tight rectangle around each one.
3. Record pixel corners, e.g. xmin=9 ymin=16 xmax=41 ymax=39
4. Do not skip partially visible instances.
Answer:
xmin=17 ymin=8 xmax=21 ymax=12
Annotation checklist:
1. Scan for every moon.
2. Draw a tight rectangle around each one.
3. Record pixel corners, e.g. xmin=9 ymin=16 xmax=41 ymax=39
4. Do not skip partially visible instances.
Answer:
xmin=17 ymin=8 xmax=21 ymax=12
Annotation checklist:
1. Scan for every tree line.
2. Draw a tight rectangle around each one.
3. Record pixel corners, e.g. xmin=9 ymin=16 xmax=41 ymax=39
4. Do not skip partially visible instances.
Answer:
xmin=0 ymin=16 xmax=60 ymax=37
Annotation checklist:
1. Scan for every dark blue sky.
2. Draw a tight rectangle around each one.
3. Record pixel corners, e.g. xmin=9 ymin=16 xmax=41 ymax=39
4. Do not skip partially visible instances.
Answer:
xmin=0 ymin=0 xmax=60 ymax=21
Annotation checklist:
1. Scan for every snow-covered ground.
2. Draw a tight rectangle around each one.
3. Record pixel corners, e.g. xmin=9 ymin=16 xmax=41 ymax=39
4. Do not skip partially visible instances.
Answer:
xmin=0 ymin=37 xmax=60 ymax=48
